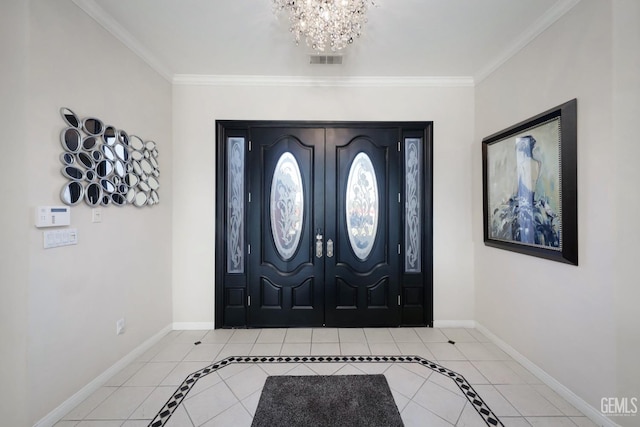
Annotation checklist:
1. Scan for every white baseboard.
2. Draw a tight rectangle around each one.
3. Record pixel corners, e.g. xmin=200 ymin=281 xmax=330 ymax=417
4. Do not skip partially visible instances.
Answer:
xmin=475 ymin=323 xmax=617 ymax=427
xmin=173 ymin=322 xmax=216 ymax=330
xmin=433 ymin=320 xmax=477 ymax=328
xmin=34 ymin=324 xmax=173 ymax=427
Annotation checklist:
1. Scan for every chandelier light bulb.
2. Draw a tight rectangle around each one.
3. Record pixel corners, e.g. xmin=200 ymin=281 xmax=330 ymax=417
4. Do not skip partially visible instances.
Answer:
xmin=273 ymin=0 xmax=376 ymax=52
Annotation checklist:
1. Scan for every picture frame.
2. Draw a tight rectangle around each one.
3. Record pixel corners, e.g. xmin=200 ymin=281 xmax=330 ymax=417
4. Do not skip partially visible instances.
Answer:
xmin=482 ymin=99 xmax=578 ymax=265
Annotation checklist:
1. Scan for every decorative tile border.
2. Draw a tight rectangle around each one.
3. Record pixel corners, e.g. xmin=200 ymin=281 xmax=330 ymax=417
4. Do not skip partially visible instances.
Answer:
xmin=149 ymin=355 xmax=504 ymax=427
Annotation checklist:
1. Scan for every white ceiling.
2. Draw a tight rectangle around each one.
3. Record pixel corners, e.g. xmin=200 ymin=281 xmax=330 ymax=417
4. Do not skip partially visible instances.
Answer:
xmin=74 ymin=0 xmax=580 ymax=82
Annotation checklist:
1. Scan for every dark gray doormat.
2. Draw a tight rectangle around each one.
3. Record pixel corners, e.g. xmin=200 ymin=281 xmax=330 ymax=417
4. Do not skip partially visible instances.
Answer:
xmin=252 ymin=374 xmax=403 ymax=427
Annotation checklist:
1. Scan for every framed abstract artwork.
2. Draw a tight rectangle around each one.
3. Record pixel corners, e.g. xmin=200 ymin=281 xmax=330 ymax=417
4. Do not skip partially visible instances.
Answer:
xmin=482 ymin=99 xmax=578 ymax=265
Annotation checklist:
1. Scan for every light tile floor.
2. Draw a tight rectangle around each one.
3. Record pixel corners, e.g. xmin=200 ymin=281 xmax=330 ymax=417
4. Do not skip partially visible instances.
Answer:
xmin=56 ymin=328 xmax=598 ymax=427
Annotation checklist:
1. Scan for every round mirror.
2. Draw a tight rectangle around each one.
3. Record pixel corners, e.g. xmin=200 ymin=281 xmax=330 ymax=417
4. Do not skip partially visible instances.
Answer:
xmin=140 ymin=159 xmax=153 ymax=174
xmin=62 ymin=166 xmax=84 ymax=181
xmin=100 ymin=179 xmax=116 ymax=193
xmin=125 ymin=173 xmax=139 ymax=187
xmin=77 ymin=152 xmax=94 ymax=169
xmin=85 ymin=182 xmax=102 ymax=206
xmin=118 ymin=184 xmax=128 ymax=194
xmin=101 ymin=144 xmax=115 ymax=161
xmin=147 ymin=176 xmax=159 ymax=190
xmin=129 ymin=135 xmax=144 ymax=151
xmin=96 ymin=160 xmax=113 ymax=178
xmin=60 ymin=153 xmax=75 ymax=165
xmin=126 ymin=163 xmax=133 ymax=173
xmin=134 ymin=191 xmax=148 ymax=207
xmin=86 ymin=170 xmax=96 ymax=181
xmin=101 ymin=195 xmax=111 ymax=206
xmin=132 ymin=160 xmax=143 ymax=175
xmin=82 ymin=136 xmax=98 ymax=151
xmin=113 ymin=176 xmax=121 ymax=185
xmin=138 ymin=181 xmax=151 ymax=192
xmin=145 ymin=140 xmax=156 ymax=151
xmin=144 ymin=150 xmax=150 ymax=159
xmin=114 ymin=143 xmax=129 ymax=162
xmin=150 ymin=190 xmax=160 ymax=204
xmin=149 ymin=157 xmax=159 ymax=169
xmin=126 ymin=188 xmax=136 ymax=203
xmin=60 ymin=107 xmax=80 ymax=128
xmin=60 ymin=181 xmax=84 ymax=205
xmin=61 ymin=127 xmax=81 ymax=152
xmin=131 ymin=150 xmax=144 ymax=161
xmin=152 ymin=169 xmax=160 ymax=178
xmin=103 ymin=126 xmax=117 ymax=146
xmin=152 ymin=149 xmax=158 ymax=158
xmin=91 ymin=150 xmax=103 ymax=162
xmin=111 ymin=193 xmax=126 ymax=206
xmin=118 ymin=129 xmax=129 ymax=146
xmin=83 ymin=117 xmax=104 ymax=136
xmin=114 ymin=160 xmax=125 ymax=178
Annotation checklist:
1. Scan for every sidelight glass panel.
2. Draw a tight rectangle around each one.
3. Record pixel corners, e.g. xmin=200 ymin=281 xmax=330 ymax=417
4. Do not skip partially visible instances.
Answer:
xmin=227 ymin=137 xmax=245 ymax=273
xmin=346 ymin=152 xmax=378 ymax=260
xmin=405 ymin=138 xmax=421 ymax=273
xmin=270 ymin=152 xmax=304 ymax=260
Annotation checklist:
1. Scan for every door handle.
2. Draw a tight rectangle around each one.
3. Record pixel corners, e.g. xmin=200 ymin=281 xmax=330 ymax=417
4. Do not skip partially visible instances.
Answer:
xmin=316 ymin=233 xmax=323 ymax=258
xmin=326 ymin=239 xmax=334 ymax=258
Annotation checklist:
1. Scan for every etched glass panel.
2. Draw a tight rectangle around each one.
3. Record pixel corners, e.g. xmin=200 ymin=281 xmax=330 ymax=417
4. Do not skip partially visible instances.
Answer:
xmin=346 ymin=152 xmax=378 ymax=260
xmin=405 ymin=138 xmax=422 ymax=273
xmin=270 ymin=152 xmax=304 ymax=260
xmin=227 ymin=137 xmax=245 ymax=274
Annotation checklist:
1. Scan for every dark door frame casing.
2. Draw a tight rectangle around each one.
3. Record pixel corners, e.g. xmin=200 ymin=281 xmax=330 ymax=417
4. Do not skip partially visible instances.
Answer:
xmin=215 ymin=120 xmax=433 ymax=328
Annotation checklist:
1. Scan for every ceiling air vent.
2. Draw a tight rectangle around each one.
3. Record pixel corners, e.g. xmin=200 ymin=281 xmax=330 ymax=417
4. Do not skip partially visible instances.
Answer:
xmin=309 ymin=55 xmax=343 ymax=65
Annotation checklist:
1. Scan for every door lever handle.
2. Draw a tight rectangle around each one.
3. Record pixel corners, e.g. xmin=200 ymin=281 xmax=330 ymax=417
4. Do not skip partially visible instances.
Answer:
xmin=316 ymin=233 xmax=323 ymax=258
xmin=326 ymin=239 xmax=334 ymax=258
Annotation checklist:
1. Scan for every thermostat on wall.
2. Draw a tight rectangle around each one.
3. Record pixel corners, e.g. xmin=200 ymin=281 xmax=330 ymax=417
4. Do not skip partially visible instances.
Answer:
xmin=35 ymin=206 xmax=71 ymax=228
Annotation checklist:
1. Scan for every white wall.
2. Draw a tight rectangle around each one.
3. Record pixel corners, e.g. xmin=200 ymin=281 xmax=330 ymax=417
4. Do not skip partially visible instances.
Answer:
xmin=612 ymin=1 xmax=640 ymax=424
xmin=0 ymin=1 xmax=29 ymax=425
xmin=172 ymin=83 xmax=476 ymax=326
xmin=21 ymin=0 xmax=173 ymax=423
xmin=474 ymin=0 xmax=618 ymax=412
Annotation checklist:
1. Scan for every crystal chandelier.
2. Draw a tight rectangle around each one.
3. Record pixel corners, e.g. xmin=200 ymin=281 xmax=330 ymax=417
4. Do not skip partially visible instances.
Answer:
xmin=273 ymin=0 xmax=376 ymax=52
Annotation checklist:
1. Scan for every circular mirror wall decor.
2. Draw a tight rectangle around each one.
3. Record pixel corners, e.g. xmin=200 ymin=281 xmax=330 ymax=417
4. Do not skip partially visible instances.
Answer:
xmin=101 ymin=179 xmax=116 ymax=194
xmin=60 ymin=153 xmax=75 ymax=166
xmin=83 ymin=118 xmax=104 ymax=136
xmin=82 ymin=136 xmax=98 ymax=151
xmin=103 ymin=126 xmax=117 ymax=146
xmin=77 ymin=152 xmax=94 ymax=169
xmin=96 ymin=160 xmax=113 ymax=178
xmin=61 ymin=128 xmax=81 ymax=152
xmin=101 ymin=144 xmax=115 ymax=161
xmin=131 ymin=150 xmax=144 ymax=161
xmin=85 ymin=182 xmax=102 ymax=206
xmin=129 ymin=135 xmax=144 ymax=151
xmin=62 ymin=166 xmax=85 ymax=181
xmin=60 ymin=107 xmax=80 ymax=128
xmin=134 ymin=191 xmax=147 ymax=207
xmin=61 ymin=181 xmax=84 ymax=206
xmin=118 ymin=129 xmax=129 ymax=146
xmin=58 ymin=108 xmax=160 ymax=207
xmin=111 ymin=193 xmax=125 ymax=206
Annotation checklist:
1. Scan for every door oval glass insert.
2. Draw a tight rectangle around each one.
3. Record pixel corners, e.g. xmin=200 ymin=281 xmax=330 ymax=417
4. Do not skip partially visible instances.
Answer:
xmin=270 ymin=152 xmax=304 ymax=261
xmin=346 ymin=152 xmax=379 ymax=260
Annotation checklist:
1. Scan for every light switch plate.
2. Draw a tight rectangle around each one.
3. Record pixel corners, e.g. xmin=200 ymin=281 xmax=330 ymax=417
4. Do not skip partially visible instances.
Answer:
xmin=92 ymin=208 xmax=102 ymax=223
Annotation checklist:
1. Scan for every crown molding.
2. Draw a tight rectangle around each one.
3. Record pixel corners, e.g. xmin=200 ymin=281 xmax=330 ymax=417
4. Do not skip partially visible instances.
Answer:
xmin=71 ymin=0 xmax=173 ymax=82
xmin=72 ymin=0 xmax=579 ymax=88
xmin=474 ymin=0 xmax=582 ymax=83
xmin=172 ymin=74 xmax=475 ymax=87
